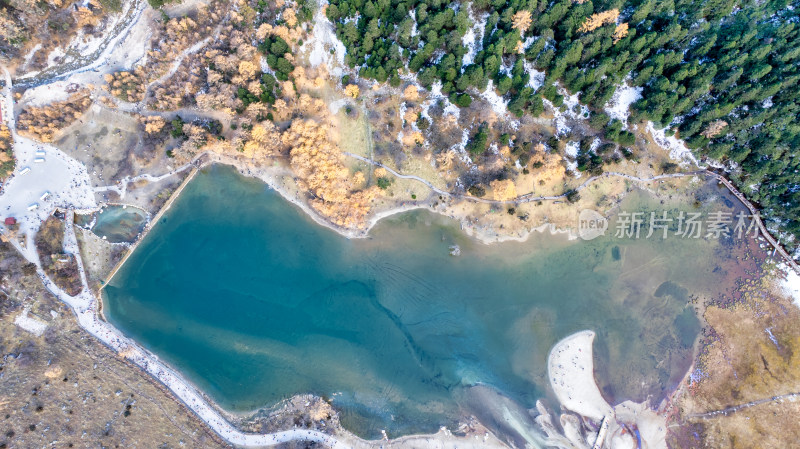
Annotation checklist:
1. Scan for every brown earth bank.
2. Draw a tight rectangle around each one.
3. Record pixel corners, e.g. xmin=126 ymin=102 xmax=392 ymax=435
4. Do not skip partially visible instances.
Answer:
xmin=666 ymin=236 xmax=800 ymax=449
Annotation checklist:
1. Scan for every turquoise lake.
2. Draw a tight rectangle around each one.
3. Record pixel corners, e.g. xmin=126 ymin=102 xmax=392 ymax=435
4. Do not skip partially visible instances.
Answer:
xmin=103 ymin=165 xmax=738 ymax=438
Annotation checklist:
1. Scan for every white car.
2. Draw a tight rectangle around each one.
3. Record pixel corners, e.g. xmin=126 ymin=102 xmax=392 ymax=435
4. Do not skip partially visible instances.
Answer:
xmin=19 ymin=166 xmax=31 ymax=175
xmin=34 ymin=157 xmax=45 ymax=163
xmin=40 ymin=191 xmax=51 ymax=201
xmin=27 ymin=203 xmax=39 ymax=211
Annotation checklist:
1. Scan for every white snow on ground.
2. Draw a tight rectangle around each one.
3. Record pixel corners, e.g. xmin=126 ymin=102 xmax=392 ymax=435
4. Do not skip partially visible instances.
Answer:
xmin=0 ymin=67 xmax=97 ymax=262
xmin=560 ymin=85 xmax=589 ymax=119
xmin=304 ymin=0 xmax=347 ymax=73
xmin=0 ymin=140 xmax=97 ymax=261
xmin=521 ymin=36 xmax=537 ymax=52
xmin=545 ymin=98 xmax=571 ymax=136
xmin=14 ymin=306 xmax=48 ymax=336
xmin=762 ymin=96 xmax=773 ymax=108
xmin=646 ymin=122 xmax=700 ymax=167
xmin=565 ymin=140 xmax=579 ymax=158
xmin=564 ymin=141 xmax=581 ymax=178
xmin=19 ymin=0 xmax=147 ymax=83
xmin=590 ymin=137 xmax=602 ymax=153
xmin=461 ymin=7 xmax=487 ymax=68
xmin=46 ymin=47 xmax=66 ymax=68
xmin=778 ymin=264 xmax=800 ymax=309
xmin=410 ymin=11 xmax=419 ymax=37
xmin=547 ymin=84 xmax=590 ymax=138
xmin=480 ymin=80 xmax=508 ymax=116
xmin=604 ymin=82 xmax=642 ymax=126
xmin=523 ymin=61 xmax=545 ymax=91
xmin=423 ymin=81 xmax=461 ymax=120
xmin=21 ymin=44 xmax=42 ymax=71
xmin=19 ymin=81 xmax=74 ymax=107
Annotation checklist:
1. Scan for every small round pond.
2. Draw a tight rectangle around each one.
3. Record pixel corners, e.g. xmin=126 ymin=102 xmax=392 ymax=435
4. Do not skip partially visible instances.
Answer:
xmin=91 ymin=205 xmax=148 ymax=243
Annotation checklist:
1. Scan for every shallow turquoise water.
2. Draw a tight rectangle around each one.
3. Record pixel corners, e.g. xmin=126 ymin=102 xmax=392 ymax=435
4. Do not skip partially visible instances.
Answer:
xmin=103 ymin=165 xmax=734 ymax=438
xmin=92 ymin=205 xmax=148 ymax=243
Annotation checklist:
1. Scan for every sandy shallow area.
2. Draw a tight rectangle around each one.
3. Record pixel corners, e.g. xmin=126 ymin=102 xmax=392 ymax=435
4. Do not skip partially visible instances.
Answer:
xmin=548 ymin=330 xmax=668 ymax=449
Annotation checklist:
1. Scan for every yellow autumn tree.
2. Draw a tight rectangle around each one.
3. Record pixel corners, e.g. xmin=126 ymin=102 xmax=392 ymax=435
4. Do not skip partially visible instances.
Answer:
xmin=142 ymin=116 xmax=166 ymax=134
xmin=578 ymin=9 xmax=620 ymax=33
xmin=284 ymin=120 xmax=379 ymax=229
xmin=283 ymin=8 xmax=297 ymax=27
xmin=238 ymin=60 xmax=259 ymax=81
xmin=345 ymin=84 xmax=360 ymax=98
xmin=701 ymin=120 xmax=728 ymax=138
xmin=613 ymin=23 xmax=629 ymax=43
xmin=511 ymin=11 xmax=532 ymax=33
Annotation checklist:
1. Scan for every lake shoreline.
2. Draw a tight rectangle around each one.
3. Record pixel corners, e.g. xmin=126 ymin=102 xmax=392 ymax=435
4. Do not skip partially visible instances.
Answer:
xmin=89 ymin=151 xmax=798 ymax=448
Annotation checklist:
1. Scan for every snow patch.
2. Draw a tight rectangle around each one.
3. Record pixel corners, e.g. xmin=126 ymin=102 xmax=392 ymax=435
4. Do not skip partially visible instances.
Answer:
xmin=560 ymin=85 xmax=589 ymax=120
xmin=21 ymin=43 xmax=42 ymax=70
xmin=590 ymin=137 xmax=602 ymax=153
xmin=461 ymin=9 xmax=487 ymax=68
xmin=14 ymin=306 xmax=48 ymax=337
xmin=303 ymin=0 xmax=347 ymax=74
xmin=646 ymin=122 xmax=699 ymax=167
xmin=424 ymin=81 xmax=460 ymax=120
xmin=565 ymin=141 xmax=579 ymax=158
xmin=19 ymin=82 xmax=74 ymax=107
xmin=564 ymin=141 xmax=581 ymax=178
xmin=604 ymin=83 xmax=642 ymax=127
xmin=778 ymin=265 xmax=800 ymax=310
xmin=524 ymin=61 xmax=545 ymax=91
xmin=1 ymin=67 xmax=97 ymax=262
xmin=480 ymin=80 xmax=508 ymax=116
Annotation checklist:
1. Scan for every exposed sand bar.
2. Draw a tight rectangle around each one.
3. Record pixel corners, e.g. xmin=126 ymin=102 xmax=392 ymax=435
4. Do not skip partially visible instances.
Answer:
xmin=548 ymin=330 xmax=614 ymax=421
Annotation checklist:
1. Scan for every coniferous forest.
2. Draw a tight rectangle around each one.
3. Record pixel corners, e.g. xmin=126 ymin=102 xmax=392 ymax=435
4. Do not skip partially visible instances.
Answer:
xmin=327 ymin=0 xmax=800 ymax=250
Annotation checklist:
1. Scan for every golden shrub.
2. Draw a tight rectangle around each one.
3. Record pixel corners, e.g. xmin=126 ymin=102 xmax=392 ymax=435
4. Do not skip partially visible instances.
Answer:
xmin=344 ymin=85 xmax=360 ymax=98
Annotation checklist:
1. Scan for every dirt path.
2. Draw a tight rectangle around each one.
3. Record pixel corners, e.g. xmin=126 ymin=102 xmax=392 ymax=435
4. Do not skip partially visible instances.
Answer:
xmin=688 ymin=392 xmax=800 ymax=419
xmin=345 ymin=151 xmax=702 ymax=204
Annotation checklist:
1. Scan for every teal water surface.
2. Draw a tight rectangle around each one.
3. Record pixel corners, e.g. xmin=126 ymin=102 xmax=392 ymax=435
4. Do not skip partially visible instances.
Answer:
xmin=103 ymin=165 xmax=733 ymax=438
xmin=92 ymin=205 xmax=148 ymax=243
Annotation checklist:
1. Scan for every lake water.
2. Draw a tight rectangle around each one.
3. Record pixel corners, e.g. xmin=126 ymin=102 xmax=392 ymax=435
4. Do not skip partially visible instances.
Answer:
xmin=103 ymin=165 xmax=739 ymax=438
xmin=92 ymin=205 xmax=148 ymax=243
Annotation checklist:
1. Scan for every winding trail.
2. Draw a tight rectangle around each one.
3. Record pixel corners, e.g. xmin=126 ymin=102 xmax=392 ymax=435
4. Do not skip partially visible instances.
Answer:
xmin=344 ymin=151 xmax=701 ymax=205
xmin=93 ymin=162 xmax=195 ymax=199
xmin=688 ymin=392 xmax=800 ymax=419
